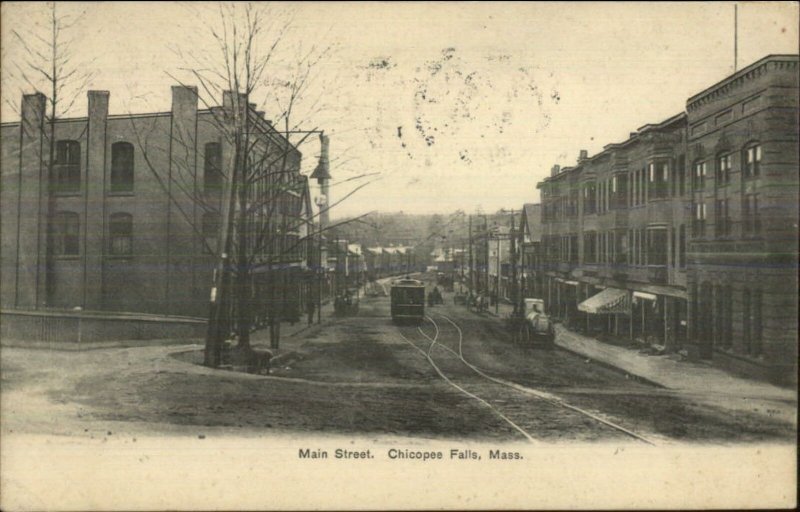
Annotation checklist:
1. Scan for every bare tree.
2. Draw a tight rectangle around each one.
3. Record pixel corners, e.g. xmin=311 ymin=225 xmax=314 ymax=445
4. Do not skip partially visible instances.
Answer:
xmin=126 ymin=2 xmax=377 ymax=365
xmin=3 ymin=2 xmax=95 ymax=306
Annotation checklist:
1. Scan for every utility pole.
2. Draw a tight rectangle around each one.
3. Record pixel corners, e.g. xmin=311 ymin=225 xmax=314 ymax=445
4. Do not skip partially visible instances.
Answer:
xmin=468 ymin=215 xmax=474 ymax=293
xmin=734 ymin=4 xmax=738 ymax=72
xmin=204 ymin=121 xmax=240 ymax=367
xmin=510 ymin=210 xmax=518 ymax=315
xmin=495 ymin=233 xmax=500 ymax=315
xmin=483 ymin=215 xmax=490 ymax=295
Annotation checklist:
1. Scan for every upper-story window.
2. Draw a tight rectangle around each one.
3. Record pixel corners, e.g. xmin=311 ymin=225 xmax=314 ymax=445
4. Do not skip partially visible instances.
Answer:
xmin=743 ymin=144 xmax=761 ymax=178
xmin=648 ymin=161 xmax=669 ymax=200
xmin=715 ymin=198 xmax=730 ymax=237
xmin=52 ymin=140 xmax=81 ymax=194
xmin=583 ymin=182 xmax=597 ymax=215
xmin=583 ymin=231 xmax=597 ymax=264
xmin=110 ymin=142 xmax=134 ymax=193
xmin=743 ymin=193 xmax=761 ymax=235
xmin=204 ymin=142 xmax=223 ymax=195
xmin=692 ymin=201 xmax=707 ymax=237
xmin=52 ymin=211 xmax=80 ymax=256
xmin=676 ymin=155 xmax=686 ymax=196
xmin=693 ymin=160 xmax=706 ymax=191
xmin=109 ymin=213 xmax=133 ymax=256
xmin=647 ymin=227 xmax=667 ymax=266
xmin=613 ymin=173 xmax=628 ymax=209
xmin=716 ymin=153 xmax=732 ymax=186
xmin=568 ymin=189 xmax=578 ymax=217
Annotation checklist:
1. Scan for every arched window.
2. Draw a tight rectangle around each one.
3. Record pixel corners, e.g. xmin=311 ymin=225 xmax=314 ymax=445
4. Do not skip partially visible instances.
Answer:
xmin=109 ymin=213 xmax=133 ymax=255
xmin=204 ymin=142 xmax=223 ymax=195
xmin=52 ymin=211 xmax=80 ymax=256
xmin=111 ymin=142 xmax=134 ymax=192
xmin=202 ymin=212 xmax=221 ymax=254
xmin=52 ymin=140 xmax=81 ymax=193
xmin=743 ymin=143 xmax=761 ymax=178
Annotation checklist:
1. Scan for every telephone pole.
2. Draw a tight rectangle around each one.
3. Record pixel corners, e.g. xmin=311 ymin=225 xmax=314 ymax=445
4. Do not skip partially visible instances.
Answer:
xmin=510 ymin=209 xmax=518 ymax=315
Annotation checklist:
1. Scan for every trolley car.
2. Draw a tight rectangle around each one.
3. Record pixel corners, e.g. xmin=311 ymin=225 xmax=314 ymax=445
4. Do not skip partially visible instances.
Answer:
xmin=390 ymin=278 xmax=425 ymax=325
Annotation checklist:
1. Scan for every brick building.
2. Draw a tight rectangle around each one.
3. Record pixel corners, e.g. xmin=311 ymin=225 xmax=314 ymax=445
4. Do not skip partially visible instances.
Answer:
xmin=519 ymin=203 xmax=543 ymax=300
xmin=1 ymin=87 xmax=315 ymax=321
xmin=535 ymin=55 xmax=798 ymax=383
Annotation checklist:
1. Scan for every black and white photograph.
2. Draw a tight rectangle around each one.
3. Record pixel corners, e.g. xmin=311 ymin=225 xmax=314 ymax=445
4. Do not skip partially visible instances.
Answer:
xmin=1 ymin=2 xmax=797 ymax=510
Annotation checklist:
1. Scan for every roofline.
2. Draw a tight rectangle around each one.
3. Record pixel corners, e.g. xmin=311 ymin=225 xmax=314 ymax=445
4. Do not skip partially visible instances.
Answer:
xmin=541 ymin=109 xmax=687 ymax=184
xmin=686 ymin=54 xmax=799 ymax=106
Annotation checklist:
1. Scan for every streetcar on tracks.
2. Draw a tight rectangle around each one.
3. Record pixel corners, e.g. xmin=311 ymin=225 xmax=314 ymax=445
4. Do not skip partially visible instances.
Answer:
xmin=390 ymin=278 xmax=425 ymax=325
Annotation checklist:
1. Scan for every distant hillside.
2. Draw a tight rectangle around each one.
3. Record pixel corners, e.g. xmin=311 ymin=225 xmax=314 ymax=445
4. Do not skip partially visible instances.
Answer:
xmin=330 ymin=209 xmax=520 ymax=251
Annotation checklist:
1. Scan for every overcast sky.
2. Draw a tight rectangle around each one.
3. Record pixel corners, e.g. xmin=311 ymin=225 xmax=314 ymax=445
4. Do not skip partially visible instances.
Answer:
xmin=2 ymin=2 xmax=797 ymax=218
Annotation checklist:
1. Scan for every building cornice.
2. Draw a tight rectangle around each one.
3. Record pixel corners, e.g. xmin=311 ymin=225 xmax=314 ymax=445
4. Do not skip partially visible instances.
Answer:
xmin=686 ymin=54 xmax=799 ymax=113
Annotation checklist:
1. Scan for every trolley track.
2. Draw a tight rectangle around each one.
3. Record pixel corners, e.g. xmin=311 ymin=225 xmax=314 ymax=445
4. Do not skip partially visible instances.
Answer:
xmin=398 ymin=313 xmax=656 ymax=445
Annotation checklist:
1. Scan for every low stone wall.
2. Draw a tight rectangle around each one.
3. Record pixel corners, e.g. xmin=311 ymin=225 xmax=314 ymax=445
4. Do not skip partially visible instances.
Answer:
xmin=1 ymin=308 xmax=206 ymax=348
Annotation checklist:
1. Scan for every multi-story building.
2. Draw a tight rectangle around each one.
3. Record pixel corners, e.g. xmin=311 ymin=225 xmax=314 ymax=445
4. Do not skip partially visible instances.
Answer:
xmin=1 ymin=87 xmax=315 ymax=322
xmin=536 ymin=55 xmax=798 ymax=383
xmin=684 ymin=55 xmax=799 ymax=381
xmin=519 ymin=203 xmax=543 ymax=299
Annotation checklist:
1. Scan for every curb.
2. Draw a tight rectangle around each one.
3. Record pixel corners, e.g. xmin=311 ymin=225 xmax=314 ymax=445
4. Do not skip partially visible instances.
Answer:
xmin=552 ymin=339 xmax=667 ymax=389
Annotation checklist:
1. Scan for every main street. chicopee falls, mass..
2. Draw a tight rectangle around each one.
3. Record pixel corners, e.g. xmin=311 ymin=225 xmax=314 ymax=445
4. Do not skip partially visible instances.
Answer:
xmin=0 ymin=0 xmax=797 ymax=465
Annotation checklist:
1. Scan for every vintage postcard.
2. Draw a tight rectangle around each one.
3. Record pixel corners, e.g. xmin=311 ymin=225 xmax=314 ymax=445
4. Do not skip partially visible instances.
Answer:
xmin=1 ymin=1 xmax=797 ymax=510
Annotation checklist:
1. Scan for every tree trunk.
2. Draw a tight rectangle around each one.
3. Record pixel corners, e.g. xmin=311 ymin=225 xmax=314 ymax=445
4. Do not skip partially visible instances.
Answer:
xmin=236 ymin=266 xmax=252 ymax=349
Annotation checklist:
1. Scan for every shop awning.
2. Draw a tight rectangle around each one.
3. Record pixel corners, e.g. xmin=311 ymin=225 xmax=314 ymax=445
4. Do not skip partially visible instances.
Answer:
xmin=578 ymin=287 xmax=630 ymax=314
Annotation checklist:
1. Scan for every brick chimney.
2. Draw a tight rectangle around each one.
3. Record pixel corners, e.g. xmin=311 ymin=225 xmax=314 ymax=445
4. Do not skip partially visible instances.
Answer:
xmin=550 ymin=164 xmax=561 ymax=177
xmin=578 ymin=150 xmax=588 ymax=163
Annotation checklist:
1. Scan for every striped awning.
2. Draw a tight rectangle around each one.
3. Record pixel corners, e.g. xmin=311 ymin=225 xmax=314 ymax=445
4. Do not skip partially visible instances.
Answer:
xmin=578 ymin=287 xmax=630 ymax=314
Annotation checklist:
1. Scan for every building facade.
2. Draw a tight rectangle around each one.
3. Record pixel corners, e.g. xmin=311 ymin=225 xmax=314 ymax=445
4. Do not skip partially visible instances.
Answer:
xmin=1 ymin=87 xmax=315 ymax=321
xmin=535 ymin=55 xmax=798 ymax=383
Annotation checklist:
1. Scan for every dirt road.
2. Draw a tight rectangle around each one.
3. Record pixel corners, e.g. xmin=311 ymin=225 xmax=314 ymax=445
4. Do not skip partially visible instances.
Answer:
xmin=1 ymin=285 xmax=795 ymax=443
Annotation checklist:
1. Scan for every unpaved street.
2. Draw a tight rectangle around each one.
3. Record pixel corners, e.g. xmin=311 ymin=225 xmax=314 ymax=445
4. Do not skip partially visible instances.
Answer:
xmin=1 ymin=286 xmax=796 ymax=444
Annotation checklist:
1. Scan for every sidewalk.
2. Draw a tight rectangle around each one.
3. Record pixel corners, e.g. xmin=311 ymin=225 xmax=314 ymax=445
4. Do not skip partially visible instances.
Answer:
xmin=247 ymin=299 xmax=336 ymax=364
xmin=482 ymin=298 xmax=795 ymax=405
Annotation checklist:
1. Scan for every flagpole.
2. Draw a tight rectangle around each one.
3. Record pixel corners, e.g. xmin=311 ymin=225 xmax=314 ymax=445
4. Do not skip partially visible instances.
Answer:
xmin=734 ymin=4 xmax=738 ymax=72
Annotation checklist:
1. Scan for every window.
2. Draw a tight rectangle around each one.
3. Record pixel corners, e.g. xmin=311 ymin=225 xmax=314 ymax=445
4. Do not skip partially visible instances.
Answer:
xmin=647 ymin=228 xmax=667 ymax=266
xmin=743 ymin=144 xmax=761 ymax=178
xmin=677 ymin=155 xmax=686 ymax=196
xmin=716 ymin=153 xmax=731 ymax=186
xmin=52 ymin=211 xmax=80 ymax=256
xmin=693 ymin=161 xmax=706 ymax=191
xmin=109 ymin=213 xmax=133 ymax=255
xmin=693 ymin=202 xmax=706 ymax=237
xmin=583 ymin=232 xmax=597 ymax=264
xmin=715 ymin=198 xmax=730 ymax=237
xmin=678 ymin=224 xmax=686 ymax=268
xmin=52 ymin=140 xmax=81 ymax=194
xmin=202 ymin=212 xmax=221 ymax=254
xmin=583 ymin=182 xmax=596 ymax=215
xmin=110 ymin=142 xmax=134 ymax=192
xmin=614 ymin=230 xmax=626 ymax=265
xmin=568 ymin=189 xmax=578 ymax=217
xmin=204 ymin=142 xmax=223 ymax=195
xmin=614 ymin=173 xmax=628 ymax=209
xmin=648 ymin=161 xmax=669 ymax=200
xmin=569 ymin=234 xmax=578 ymax=264
xmin=743 ymin=194 xmax=760 ymax=235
